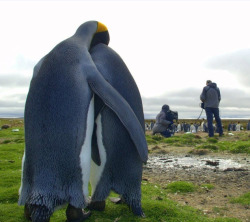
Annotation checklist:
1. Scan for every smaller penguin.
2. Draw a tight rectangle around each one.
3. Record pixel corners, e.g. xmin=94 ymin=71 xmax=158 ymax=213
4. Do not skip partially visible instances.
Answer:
xmin=88 ymin=43 xmax=148 ymax=216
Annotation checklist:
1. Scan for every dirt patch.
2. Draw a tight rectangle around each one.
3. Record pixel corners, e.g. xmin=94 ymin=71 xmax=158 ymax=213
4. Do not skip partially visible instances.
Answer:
xmin=143 ymin=132 xmax=250 ymax=221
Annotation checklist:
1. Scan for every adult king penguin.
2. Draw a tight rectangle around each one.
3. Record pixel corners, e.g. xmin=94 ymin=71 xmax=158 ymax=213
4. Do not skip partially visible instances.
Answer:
xmin=88 ymin=43 xmax=148 ymax=216
xmin=19 ymin=21 xmax=147 ymax=222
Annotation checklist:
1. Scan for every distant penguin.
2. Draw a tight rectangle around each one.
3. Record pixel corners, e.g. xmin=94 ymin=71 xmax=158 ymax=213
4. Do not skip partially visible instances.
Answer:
xmin=88 ymin=43 xmax=148 ymax=216
xmin=19 ymin=21 xmax=147 ymax=222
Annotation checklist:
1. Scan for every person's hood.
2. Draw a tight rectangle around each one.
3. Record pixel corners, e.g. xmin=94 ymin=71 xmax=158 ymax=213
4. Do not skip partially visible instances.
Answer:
xmin=208 ymin=82 xmax=217 ymax=88
xmin=162 ymin=105 xmax=169 ymax=112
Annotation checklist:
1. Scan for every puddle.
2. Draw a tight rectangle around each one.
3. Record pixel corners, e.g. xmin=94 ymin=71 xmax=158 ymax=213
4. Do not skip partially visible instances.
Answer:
xmin=145 ymin=155 xmax=250 ymax=172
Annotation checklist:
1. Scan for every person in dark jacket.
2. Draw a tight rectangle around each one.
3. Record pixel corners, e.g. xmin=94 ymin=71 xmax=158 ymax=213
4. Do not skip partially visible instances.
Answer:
xmin=200 ymin=80 xmax=223 ymax=137
xmin=247 ymin=120 xmax=250 ymax=130
xmin=152 ymin=105 xmax=172 ymax=137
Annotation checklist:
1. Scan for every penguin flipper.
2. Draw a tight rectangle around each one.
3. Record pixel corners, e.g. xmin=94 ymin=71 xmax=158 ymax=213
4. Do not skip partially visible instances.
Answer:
xmin=88 ymin=73 xmax=148 ymax=163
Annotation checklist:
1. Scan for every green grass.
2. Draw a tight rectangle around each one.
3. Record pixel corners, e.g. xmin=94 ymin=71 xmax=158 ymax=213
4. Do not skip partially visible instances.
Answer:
xmin=147 ymin=131 xmax=250 ymax=154
xmin=230 ymin=192 xmax=250 ymax=206
xmin=201 ymin=184 xmax=215 ymax=190
xmin=165 ymin=181 xmax=196 ymax=193
xmin=0 ymin=119 xmax=243 ymax=221
xmin=196 ymin=139 xmax=250 ymax=154
xmin=146 ymin=133 xmax=203 ymax=147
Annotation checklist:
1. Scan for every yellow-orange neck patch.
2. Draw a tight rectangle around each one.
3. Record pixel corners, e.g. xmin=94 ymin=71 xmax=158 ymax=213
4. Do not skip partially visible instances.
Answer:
xmin=97 ymin=22 xmax=108 ymax=33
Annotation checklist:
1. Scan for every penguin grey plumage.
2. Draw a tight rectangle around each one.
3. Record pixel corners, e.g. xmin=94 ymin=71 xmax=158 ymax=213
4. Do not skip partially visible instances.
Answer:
xmin=89 ymin=43 xmax=147 ymax=216
xmin=19 ymin=21 xmax=147 ymax=221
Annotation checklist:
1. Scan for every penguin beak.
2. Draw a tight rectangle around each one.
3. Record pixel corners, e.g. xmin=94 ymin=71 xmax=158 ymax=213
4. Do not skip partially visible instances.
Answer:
xmin=97 ymin=22 xmax=108 ymax=33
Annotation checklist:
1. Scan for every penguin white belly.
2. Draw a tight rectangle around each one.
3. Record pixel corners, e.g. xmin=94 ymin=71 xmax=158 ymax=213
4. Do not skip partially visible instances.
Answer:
xmin=80 ymin=97 xmax=95 ymax=203
xmin=90 ymin=113 xmax=107 ymax=195
xmin=19 ymin=150 xmax=26 ymax=195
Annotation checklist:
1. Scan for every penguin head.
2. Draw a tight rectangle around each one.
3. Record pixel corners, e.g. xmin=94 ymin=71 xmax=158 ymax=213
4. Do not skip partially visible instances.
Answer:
xmin=90 ymin=22 xmax=110 ymax=48
xmin=75 ymin=21 xmax=110 ymax=49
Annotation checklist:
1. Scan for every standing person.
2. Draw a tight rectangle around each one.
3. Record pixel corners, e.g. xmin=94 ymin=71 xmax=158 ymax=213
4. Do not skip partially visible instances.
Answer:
xmin=247 ymin=120 xmax=250 ymax=130
xmin=150 ymin=121 xmax=154 ymax=130
xmin=232 ymin=122 xmax=236 ymax=131
xmin=152 ymin=104 xmax=172 ymax=137
xmin=200 ymin=80 xmax=223 ymax=137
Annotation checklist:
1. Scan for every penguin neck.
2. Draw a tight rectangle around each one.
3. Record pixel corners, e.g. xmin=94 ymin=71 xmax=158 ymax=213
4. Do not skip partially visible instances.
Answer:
xmin=74 ymin=25 xmax=97 ymax=50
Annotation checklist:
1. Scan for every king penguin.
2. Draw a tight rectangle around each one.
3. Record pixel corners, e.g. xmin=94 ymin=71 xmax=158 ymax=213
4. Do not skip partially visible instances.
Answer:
xmin=88 ymin=43 xmax=148 ymax=216
xmin=19 ymin=21 xmax=147 ymax=222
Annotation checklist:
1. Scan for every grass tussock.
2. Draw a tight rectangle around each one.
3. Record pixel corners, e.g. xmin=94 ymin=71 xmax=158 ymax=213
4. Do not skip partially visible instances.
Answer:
xmin=230 ymin=192 xmax=250 ymax=206
xmin=201 ymin=184 xmax=215 ymax=190
xmin=146 ymin=131 xmax=250 ymax=154
xmin=165 ymin=181 xmax=196 ymax=193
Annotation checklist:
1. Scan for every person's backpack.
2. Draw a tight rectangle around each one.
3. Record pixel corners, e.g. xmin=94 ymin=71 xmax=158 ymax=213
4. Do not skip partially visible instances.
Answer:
xmin=201 ymin=86 xmax=219 ymax=109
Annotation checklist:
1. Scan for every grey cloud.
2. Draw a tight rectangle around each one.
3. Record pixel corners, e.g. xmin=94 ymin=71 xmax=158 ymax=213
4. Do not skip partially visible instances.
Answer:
xmin=143 ymin=88 xmax=201 ymax=109
xmin=205 ymin=49 xmax=250 ymax=87
xmin=14 ymin=55 xmax=37 ymax=71
xmin=220 ymin=88 xmax=250 ymax=109
xmin=143 ymin=88 xmax=205 ymax=119
xmin=0 ymin=73 xmax=31 ymax=88
xmin=0 ymin=108 xmax=24 ymax=118
xmin=0 ymin=94 xmax=26 ymax=108
xmin=0 ymin=93 xmax=26 ymax=117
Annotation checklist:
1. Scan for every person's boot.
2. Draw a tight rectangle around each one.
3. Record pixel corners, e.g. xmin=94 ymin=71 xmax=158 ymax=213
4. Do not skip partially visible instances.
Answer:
xmin=66 ymin=204 xmax=91 ymax=222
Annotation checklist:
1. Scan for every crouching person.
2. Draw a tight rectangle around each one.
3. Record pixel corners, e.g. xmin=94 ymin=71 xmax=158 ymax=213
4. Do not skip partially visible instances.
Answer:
xmin=152 ymin=105 xmax=172 ymax=137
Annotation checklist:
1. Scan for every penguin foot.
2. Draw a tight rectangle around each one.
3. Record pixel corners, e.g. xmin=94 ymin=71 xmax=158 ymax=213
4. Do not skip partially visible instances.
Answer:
xmin=25 ymin=204 xmax=51 ymax=222
xmin=24 ymin=204 xmax=32 ymax=220
xmin=131 ymin=205 xmax=145 ymax=217
xmin=87 ymin=200 xmax=106 ymax=211
xmin=66 ymin=204 xmax=91 ymax=222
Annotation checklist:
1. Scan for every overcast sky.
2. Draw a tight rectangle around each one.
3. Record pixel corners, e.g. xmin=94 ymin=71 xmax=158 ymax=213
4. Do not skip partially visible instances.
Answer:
xmin=1 ymin=0 xmax=250 ymax=119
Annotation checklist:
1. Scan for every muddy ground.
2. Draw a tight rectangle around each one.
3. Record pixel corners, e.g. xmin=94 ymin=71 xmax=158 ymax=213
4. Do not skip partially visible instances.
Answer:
xmin=143 ymin=132 xmax=250 ymax=221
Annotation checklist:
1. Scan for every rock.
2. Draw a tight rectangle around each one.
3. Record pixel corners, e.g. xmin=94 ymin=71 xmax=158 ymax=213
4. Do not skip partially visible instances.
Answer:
xmin=1 ymin=124 xmax=10 ymax=129
xmin=109 ymin=197 xmax=124 ymax=204
xmin=206 ymin=160 xmax=219 ymax=166
xmin=223 ymin=167 xmax=248 ymax=172
xmin=164 ymin=160 xmax=173 ymax=163
xmin=12 ymin=129 xmax=19 ymax=132
xmin=156 ymin=196 xmax=163 ymax=200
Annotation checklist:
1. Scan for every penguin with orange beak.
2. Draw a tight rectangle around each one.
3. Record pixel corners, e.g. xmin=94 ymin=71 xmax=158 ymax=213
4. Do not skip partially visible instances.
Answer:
xmin=19 ymin=21 xmax=147 ymax=221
